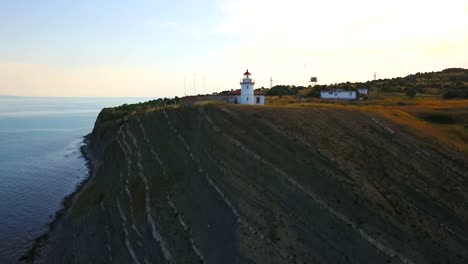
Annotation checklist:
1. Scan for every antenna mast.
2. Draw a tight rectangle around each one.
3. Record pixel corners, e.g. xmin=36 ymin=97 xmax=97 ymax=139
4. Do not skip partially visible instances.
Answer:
xmin=193 ymin=73 xmax=196 ymax=95
xmin=303 ymin=60 xmax=306 ymax=86
xmin=374 ymin=72 xmax=377 ymax=81
xmin=270 ymin=77 xmax=273 ymax=88
xmin=203 ymin=75 xmax=206 ymax=94
xmin=184 ymin=77 xmax=186 ymax=96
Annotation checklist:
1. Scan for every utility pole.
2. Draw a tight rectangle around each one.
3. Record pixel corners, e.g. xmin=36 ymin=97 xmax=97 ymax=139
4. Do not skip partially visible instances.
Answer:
xmin=374 ymin=72 xmax=377 ymax=81
xmin=193 ymin=73 xmax=196 ymax=95
xmin=203 ymin=75 xmax=206 ymax=94
xmin=303 ymin=60 xmax=306 ymax=86
xmin=184 ymin=77 xmax=186 ymax=96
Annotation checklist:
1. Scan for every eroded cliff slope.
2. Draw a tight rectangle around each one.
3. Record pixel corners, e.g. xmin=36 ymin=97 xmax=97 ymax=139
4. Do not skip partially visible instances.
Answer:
xmin=36 ymin=105 xmax=468 ymax=263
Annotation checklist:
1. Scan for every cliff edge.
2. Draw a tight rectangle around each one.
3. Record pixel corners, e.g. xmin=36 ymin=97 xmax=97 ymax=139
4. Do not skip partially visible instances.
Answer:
xmin=30 ymin=104 xmax=468 ymax=263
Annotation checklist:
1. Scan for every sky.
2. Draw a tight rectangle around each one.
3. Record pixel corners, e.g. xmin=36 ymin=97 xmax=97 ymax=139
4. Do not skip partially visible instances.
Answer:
xmin=0 ymin=0 xmax=467 ymax=97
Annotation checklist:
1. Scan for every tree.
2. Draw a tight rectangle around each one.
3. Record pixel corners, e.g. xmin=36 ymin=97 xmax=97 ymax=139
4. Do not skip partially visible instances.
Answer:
xmin=406 ymin=89 xmax=417 ymax=98
xmin=442 ymin=91 xmax=458 ymax=99
xmin=306 ymin=87 xmax=321 ymax=98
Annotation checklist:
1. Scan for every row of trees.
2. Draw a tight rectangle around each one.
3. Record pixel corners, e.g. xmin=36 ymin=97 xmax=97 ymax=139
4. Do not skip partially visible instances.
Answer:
xmin=265 ymin=85 xmax=307 ymax=96
xmin=256 ymin=68 xmax=468 ymax=99
xmin=442 ymin=90 xmax=468 ymax=99
xmin=114 ymin=97 xmax=180 ymax=111
xmin=125 ymin=69 xmax=468 ymax=102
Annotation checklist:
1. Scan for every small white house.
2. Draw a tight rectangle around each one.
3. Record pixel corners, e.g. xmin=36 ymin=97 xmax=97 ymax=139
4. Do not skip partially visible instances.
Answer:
xmin=320 ymin=89 xmax=356 ymax=100
xmin=357 ymin=88 xmax=368 ymax=95
xmin=228 ymin=69 xmax=265 ymax=105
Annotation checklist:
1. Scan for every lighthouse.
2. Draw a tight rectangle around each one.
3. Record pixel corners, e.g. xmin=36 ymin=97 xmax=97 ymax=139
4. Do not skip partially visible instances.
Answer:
xmin=239 ymin=69 xmax=255 ymax=104
xmin=227 ymin=69 xmax=265 ymax=105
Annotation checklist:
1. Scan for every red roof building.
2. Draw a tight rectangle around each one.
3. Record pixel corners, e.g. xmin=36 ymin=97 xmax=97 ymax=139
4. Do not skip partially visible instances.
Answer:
xmin=228 ymin=89 xmax=265 ymax=96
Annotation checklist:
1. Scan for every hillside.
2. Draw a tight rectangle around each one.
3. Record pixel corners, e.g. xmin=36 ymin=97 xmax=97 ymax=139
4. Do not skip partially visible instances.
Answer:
xmin=361 ymin=68 xmax=468 ymax=97
xmin=241 ymin=68 xmax=468 ymax=98
xmin=25 ymin=104 xmax=468 ymax=263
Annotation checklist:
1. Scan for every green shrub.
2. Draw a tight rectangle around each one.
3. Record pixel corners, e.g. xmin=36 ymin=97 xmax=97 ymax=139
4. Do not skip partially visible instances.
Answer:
xmin=406 ymin=89 xmax=417 ymax=98
xmin=443 ymin=91 xmax=458 ymax=99
xmin=420 ymin=114 xmax=456 ymax=124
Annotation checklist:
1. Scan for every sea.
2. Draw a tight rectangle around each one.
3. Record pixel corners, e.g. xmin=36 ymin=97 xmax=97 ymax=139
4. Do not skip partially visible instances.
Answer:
xmin=0 ymin=96 xmax=149 ymax=263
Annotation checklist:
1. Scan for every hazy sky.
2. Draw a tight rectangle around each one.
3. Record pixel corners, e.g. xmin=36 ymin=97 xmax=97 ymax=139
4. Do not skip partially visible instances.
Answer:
xmin=1 ymin=0 xmax=467 ymax=97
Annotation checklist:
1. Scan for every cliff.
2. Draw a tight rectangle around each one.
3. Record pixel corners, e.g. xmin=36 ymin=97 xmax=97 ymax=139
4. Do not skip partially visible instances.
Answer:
xmin=31 ymin=104 xmax=468 ymax=263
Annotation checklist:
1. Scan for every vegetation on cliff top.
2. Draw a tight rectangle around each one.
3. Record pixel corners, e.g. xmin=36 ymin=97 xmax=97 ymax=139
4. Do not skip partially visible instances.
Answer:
xmin=96 ymin=91 xmax=468 ymax=157
xmin=217 ymin=68 xmax=468 ymax=99
xmin=97 ymin=97 xmax=180 ymax=123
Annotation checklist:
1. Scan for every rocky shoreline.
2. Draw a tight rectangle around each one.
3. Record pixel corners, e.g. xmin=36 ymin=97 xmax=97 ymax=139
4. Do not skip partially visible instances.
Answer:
xmin=19 ymin=134 xmax=96 ymax=263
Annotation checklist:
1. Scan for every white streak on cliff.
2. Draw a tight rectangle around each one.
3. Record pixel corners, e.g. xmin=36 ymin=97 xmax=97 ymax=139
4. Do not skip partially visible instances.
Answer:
xmin=167 ymin=194 xmax=204 ymax=262
xmin=203 ymin=108 xmax=415 ymax=264
xmin=136 ymin=117 xmax=168 ymax=178
xmin=117 ymin=133 xmax=142 ymax=239
xmin=162 ymin=109 xmax=284 ymax=259
xmin=117 ymin=200 xmax=141 ymax=264
xmin=126 ymin=124 xmax=173 ymax=261
xmin=100 ymin=202 xmax=113 ymax=263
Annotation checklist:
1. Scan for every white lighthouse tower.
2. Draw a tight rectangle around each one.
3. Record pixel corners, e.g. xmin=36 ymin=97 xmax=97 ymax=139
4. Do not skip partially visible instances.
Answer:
xmin=239 ymin=69 xmax=255 ymax=105
xmin=228 ymin=69 xmax=265 ymax=105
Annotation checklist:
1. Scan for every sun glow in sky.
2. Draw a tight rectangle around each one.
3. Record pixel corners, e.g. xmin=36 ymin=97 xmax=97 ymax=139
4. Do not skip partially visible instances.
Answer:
xmin=1 ymin=0 xmax=467 ymax=97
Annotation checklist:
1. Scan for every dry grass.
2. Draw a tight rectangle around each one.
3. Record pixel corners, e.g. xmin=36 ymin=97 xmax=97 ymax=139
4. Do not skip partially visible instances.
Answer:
xmin=193 ymin=100 xmax=227 ymax=106
xmin=290 ymin=99 xmax=468 ymax=156
xmin=265 ymin=96 xmax=300 ymax=105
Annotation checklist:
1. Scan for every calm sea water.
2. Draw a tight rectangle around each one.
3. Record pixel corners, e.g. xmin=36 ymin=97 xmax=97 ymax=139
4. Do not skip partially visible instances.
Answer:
xmin=0 ymin=96 xmax=149 ymax=262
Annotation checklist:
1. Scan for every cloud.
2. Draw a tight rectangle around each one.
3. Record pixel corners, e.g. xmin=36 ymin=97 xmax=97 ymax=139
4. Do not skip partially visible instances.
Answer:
xmin=212 ymin=0 xmax=468 ymax=85
xmin=191 ymin=24 xmax=202 ymax=38
xmin=144 ymin=19 xmax=203 ymax=38
xmin=2 ymin=1 xmax=467 ymax=96
xmin=0 ymin=62 xmax=183 ymax=97
xmin=218 ymin=0 xmax=468 ymax=47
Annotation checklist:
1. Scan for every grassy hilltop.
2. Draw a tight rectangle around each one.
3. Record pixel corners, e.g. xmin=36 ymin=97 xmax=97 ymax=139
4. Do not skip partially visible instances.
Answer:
xmin=226 ymin=68 xmax=468 ymax=99
xmin=26 ymin=96 xmax=468 ymax=263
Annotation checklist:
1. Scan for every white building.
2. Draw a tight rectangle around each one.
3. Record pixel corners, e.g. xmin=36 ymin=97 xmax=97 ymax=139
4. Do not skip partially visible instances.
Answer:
xmin=229 ymin=70 xmax=265 ymax=105
xmin=320 ymin=89 xmax=356 ymax=100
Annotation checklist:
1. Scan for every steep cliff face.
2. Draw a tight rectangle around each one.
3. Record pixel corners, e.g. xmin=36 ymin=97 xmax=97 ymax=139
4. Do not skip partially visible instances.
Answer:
xmin=36 ymin=105 xmax=468 ymax=263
